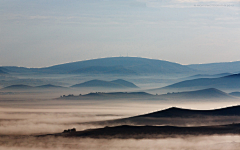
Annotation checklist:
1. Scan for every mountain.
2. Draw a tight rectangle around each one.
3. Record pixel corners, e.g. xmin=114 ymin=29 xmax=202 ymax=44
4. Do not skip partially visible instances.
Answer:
xmin=41 ymin=123 xmax=240 ymax=138
xmin=2 ymin=57 xmax=195 ymax=75
xmin=159 ymin=88 xmax=233 ymax=100
xmin=187 ymin=61 xmax=240 ymax=74
xmin=150 ymin=73 xmax=240 ymax=93
xmin=71 ymin=79 xmax=138 ymax=88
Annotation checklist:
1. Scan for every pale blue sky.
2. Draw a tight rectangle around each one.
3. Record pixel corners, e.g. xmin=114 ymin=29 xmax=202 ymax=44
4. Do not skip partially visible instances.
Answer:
xmin=0 ymin=0 xmax=239 ymax=67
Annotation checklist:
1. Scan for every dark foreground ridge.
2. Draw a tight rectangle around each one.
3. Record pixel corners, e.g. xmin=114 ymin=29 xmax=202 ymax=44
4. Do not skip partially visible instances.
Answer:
xmin=82 ymin=105 xmax=240 ymax=126
xmin=38 ymin=123 xmax=240 ymax=139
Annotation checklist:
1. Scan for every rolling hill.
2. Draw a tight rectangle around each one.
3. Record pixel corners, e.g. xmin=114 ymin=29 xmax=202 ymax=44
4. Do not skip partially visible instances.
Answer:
xmin=187 ymin=61 xmax=240 ymax=74
xmin=1 ymin=57 xmax=196 ymax=75
xmin=159 ymin=88 xmax=233 ymax=99
xmin=150 ymin=73 xmax=240 ymax=93
xmin=71 ymin=79 xmax=138 ymax=88
xmin=1 ymin=84 xmax=65 ymax=91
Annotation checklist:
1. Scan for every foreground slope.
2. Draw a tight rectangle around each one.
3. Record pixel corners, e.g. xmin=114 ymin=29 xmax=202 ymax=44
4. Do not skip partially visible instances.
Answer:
xmin=42 ymin=123 xmax=240 ymax=139
xmin=85 ymin=105 xmax=240 ymax=126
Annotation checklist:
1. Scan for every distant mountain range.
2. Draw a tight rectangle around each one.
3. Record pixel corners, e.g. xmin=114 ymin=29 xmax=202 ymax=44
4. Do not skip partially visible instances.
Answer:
xmin=71 ymin=79 xmax=139 ymax=88
xmin=150 ymin=73 xmax=240 ymax=93
xmin=1 ymin=57 xmax=195 ymax=75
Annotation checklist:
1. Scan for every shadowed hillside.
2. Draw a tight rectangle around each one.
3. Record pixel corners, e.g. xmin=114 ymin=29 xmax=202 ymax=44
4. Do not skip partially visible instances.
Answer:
xmin=41 ymin=123 xmax=240 ymax=139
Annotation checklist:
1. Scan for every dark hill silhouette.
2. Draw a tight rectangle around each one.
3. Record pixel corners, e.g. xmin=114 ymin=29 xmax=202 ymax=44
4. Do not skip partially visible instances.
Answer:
xmin=41 ymin=123 xmax=240 ymax=138
xmin=187 ymin=61 xmax=240 ymax=74
xmin=151 ymin=73 xmax=240 ymax=93
xmin=71 ymin=79 xmax=138 ymax=88
xmin=137 ymin=105 xmax=240 ymax=118
xmin=85 ymin=105 xmax=240 ymax=126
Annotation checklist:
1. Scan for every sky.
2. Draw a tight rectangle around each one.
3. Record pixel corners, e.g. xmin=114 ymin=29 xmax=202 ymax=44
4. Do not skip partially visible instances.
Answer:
xmin=0 ymin=0 xmax=240 ymax=67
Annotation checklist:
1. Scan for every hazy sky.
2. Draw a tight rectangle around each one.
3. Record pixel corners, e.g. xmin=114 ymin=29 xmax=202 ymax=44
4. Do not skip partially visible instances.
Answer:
xmin=0 ymin=0 xmax=240 ymax=67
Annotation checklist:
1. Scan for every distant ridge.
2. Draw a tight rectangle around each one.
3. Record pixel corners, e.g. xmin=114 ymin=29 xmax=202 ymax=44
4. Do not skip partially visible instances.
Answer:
xmin=58 ymin=88 xmax=232 ymax=100
xmin=3 ymin=84 xmax=33 ymax=89
xmin=158 ymin=88 xmax=233 ymax=99
xmin=69 ymin=66 xmax=137 ymax=75
xmin=71 ymin=79 xmax=138 ymax=88
xmin=150 ymin=73 xmax=240 ymax=93
xmin=1 ymin=57 xmax=195 ymax=75
xmin=36 ymin=84 xmax=65 ymax=89
xmin=184 ymin=73 xmax=232 ymax=80
xmin=229 ymin=92 xmax=240 ymax=97
xmin=187 ymin=61 xmax=240 ymax=74
xmin=1 ymin=84 xmax=65 ymax=90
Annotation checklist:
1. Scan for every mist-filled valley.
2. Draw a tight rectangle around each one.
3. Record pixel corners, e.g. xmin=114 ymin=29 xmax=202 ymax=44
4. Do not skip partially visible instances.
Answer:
xmin=1 ymin=60 xmax=240 ymax=149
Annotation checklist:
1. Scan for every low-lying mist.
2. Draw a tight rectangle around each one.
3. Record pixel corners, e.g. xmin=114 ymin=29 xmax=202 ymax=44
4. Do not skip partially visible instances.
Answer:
xmin=0 ymin=93 xmax=240 ymax=149
xmin=0 ymin=135 xmax=239 ymax=150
